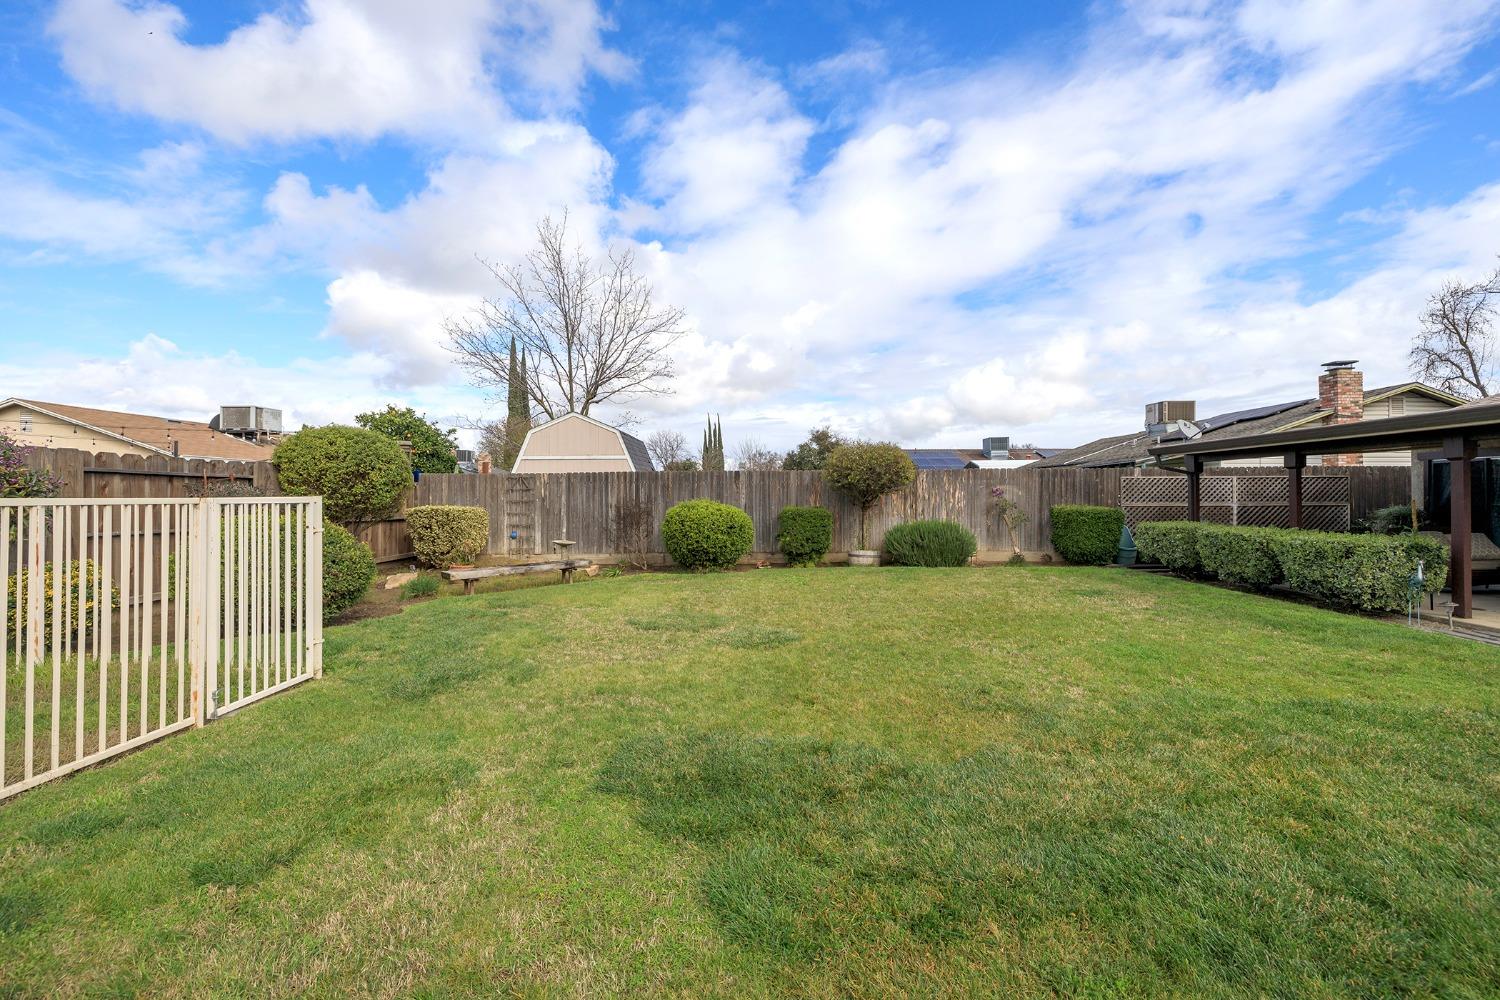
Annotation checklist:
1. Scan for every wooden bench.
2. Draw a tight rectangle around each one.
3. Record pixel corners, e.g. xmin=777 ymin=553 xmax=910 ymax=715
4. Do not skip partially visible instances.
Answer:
xmin=442 ymin=559 xmax=593 ymax=595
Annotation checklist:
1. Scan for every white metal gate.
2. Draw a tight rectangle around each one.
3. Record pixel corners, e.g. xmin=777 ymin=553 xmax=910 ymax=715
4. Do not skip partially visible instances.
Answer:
xmin=2 ymin=497 xmax=323 ymax=801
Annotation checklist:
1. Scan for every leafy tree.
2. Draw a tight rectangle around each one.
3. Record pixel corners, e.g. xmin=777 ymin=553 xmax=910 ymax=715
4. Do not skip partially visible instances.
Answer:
xmin=664 ymin=458 xmax=699 ymax=471
xmin=354 ymin=405 xmax=458 ymax=473
xmin=822 ymin=442 xmax=916 ymax=549
xmin=701 ymin=414 xmax=724 ymax=472
xmin=782 ymin=426 xmax=848 ymax=470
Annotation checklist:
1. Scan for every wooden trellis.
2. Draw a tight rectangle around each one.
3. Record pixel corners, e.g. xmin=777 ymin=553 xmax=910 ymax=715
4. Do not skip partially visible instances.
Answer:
xmin=1120 ymin=474 xmax=1349 ymax=531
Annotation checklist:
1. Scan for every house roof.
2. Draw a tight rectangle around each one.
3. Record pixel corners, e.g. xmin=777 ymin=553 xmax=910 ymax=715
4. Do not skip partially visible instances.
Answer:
xmin=5 ymin=398 xmax=276 ymax=462
xmin=619 ymin=428 xmax=655 ymax=472
xmin=1035 ymin=382 xmax=1464 ymax=469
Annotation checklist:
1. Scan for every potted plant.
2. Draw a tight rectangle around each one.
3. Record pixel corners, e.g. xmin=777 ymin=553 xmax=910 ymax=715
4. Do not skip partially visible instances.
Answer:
xmin=822 ymin=442 xmax=916 ymax=566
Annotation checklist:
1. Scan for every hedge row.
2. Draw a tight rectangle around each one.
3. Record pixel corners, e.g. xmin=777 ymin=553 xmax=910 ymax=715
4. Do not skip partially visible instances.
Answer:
xmin=1134 ymin=521 xmax=1448 ymax=613
xmin=1049 ymin=505 xmax=1124 ymax=565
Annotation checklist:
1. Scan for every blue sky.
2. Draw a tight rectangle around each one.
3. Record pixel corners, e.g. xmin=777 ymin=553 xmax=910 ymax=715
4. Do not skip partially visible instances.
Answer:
xmin=2 ymin=0 xmax=1499 ymax=456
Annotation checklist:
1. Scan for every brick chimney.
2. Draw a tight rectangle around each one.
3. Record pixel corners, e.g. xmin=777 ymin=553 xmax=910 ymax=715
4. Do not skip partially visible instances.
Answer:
xmin=1317 ymin=360 xmax=1363 ymax=467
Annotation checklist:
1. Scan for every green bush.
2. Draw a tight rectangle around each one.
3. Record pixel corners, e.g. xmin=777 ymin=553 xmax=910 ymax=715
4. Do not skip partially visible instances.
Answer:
xmin=882 ymin=520 xmax=977 ymax=567
xmin=1195 ymin=524 xmax=1282 ymax=589
xmin=1134 ymin=521 xmax=1203 ymax=574
xmin=273 ymin=425 xmax=411 ymax=525
xmin=662 ymin=499 xmax=755 ymax=571
xmin=322 ymin=520 xmax=376 ymax=622
xmin=777 ymin=506 xmax=833 ymax=566
xmin=401 ymin=573 xmax=441 ymax=599
xmin=1268 ymin=530 xmax=1447 ymax=613
xmin=405 ymin=505 xmax=489 ymax=568
xmin=1364 ymin=503 xmax=1423 ymax=536
xmin=1049 ymin=505 xmax=1124 ymax=565
xmin=822 ymin=443 xmax=916 ymax=549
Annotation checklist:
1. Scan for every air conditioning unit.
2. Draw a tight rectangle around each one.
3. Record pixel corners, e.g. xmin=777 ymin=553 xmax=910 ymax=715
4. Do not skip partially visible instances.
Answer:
xmin=982 ymin=436 xmax=1010 ymax=459
xmin=1144 ymin=400 xmax=1196 ymax=427
xmin=218 ymin=406 xmax=283 ymax=434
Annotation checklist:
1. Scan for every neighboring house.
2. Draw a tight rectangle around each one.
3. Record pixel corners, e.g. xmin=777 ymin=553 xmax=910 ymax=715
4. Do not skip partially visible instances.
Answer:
xmin=905 ymin=437 xmax=1066 ymax=471
xmin=510 ymin=412 xmax=655 ymax=473
xmin=1034 ymin=362 xmax=1466 ymax=470
xmin=0 ymin=398 xmax=277 ymax=462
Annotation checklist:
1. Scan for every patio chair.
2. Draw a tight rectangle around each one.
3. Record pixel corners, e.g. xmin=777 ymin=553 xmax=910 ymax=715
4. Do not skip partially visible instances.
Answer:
xmin=1419 ymin=531 xmax=1500 ymax=590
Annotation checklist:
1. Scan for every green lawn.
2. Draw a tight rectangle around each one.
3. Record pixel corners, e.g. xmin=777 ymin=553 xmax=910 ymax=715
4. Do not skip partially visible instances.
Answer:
xmin=1 ymin=567 xmax=1497 ymax=998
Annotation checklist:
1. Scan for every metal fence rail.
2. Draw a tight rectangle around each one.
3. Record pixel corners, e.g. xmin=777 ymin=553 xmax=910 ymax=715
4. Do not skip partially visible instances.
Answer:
xmin=2 ymin=496 xmax=322 ymax=801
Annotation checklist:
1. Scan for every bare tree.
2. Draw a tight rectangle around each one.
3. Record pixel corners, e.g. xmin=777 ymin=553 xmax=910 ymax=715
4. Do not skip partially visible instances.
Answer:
xmin=446 ymin=212 xmax=687 ymax=418
xmin=646 ymin=428 xmax=690 ymax=469
xmin=1409 ymin=263 xmax=1499 ymax=399
xmin=732 ymin=437 xmax=782 ymax=471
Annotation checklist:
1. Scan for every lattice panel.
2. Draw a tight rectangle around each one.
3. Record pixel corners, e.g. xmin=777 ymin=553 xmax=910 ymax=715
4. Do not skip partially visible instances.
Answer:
xmin=1120 ymin=474 xmax=1350 ymax=532
xmin=1120 ymin=477 xmax=1186 ymax=505
xmin=1301 ymin=476 xmax=1349 ymax=504
xmin=1237 ymin=477 xmax=1289 ymax=503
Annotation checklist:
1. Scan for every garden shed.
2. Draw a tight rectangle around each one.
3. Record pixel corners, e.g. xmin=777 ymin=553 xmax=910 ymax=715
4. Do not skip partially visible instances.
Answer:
xmin=510 ymin=412 xmax=655 ymax=473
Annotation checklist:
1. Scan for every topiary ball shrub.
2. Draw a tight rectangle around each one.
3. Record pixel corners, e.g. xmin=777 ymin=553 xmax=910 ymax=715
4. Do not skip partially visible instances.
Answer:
xmin=273 ymin=425 xmax=412 ymax=525
xmin=322 ymin=520 xmax=376 ymax=623
xmin=662 ymin=499 xmax=754 ymax=571
xmin=406 ymin=505 xmax=489 ymax=568
xmin=777 ymin=506 xmax=833 ymax=566
xmin=1049 ymin=505 xmax=1124 ymax=565
xmin=882 ymin=520 xmax=977 ymax=567
xmin=1134 ymin=520 xmax=1203 ymax=574
xmin=822 ymin=442 xmax=916 ymax=549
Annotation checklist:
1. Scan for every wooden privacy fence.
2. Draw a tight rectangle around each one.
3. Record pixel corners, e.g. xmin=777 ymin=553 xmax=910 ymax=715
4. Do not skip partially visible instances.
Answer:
xmin=1120 ymin=475 xmax=1352 ymax=531
xmin=22 ymin=446 xmax=279 ymax=499
xmin=2 ymin=496 xmax=323 ymax=801
xmin=359 ymin=465 xmax=1415 ymax=564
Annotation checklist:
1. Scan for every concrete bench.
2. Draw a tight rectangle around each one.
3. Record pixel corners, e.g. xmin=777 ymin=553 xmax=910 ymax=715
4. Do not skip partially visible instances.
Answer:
xmin=442 ymin=559 xmax=593 ymax=595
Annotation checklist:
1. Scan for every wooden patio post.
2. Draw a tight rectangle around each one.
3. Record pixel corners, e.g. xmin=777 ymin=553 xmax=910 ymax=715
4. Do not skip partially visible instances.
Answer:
xmin=1284 ymin=452 xmax=1305 ymax=529
xmin=1444 ymin=437 xmax=1476 ymax=619
xmin=1184 ymin=455 xmax=1202 ymax=522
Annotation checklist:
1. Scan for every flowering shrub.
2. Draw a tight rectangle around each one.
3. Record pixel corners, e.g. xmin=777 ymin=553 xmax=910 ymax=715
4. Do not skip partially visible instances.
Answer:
xmin=5 ymin=560 xmax=119 ymax=645
xmin=1 ymin=432 xmax=62 ymax=499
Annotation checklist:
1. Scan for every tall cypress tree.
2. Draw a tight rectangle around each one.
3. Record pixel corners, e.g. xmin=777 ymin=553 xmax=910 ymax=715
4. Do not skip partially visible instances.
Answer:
xmin=702 ymin=414 xmax=725 ymax=471
xmin=501 ymin=338 xmax=531 ymax=468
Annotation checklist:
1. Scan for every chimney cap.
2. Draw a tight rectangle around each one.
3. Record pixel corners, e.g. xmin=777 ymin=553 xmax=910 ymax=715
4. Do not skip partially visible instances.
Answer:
xmin=1321 ymin=359 xmax=1359 ymax=370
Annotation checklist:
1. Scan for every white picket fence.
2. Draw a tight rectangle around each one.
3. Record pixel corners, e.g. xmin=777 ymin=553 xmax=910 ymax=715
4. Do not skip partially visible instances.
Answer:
xmin=2 ymin=497 xmax=323 ymax=801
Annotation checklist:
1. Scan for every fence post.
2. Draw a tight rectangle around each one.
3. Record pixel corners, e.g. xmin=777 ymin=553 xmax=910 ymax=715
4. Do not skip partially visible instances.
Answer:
xmin=188 ymin=498 xmax=221 ymax=726
xmin=308 ymin=498 xmax=324 ymax=679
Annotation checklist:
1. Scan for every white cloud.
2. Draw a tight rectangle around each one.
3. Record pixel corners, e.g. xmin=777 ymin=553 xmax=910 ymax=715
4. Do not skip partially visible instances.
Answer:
xmin=47 ymin=0 xmax=626 ymax=144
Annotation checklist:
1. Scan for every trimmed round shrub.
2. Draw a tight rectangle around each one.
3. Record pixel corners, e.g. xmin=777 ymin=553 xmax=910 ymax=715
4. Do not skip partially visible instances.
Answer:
xmin=1049 ymin=505 xmax=1124 ymax=565
xmin=406 ymin=505 xmax=489 ymax=568
xmin=822 ymin=443 xmax=916 ymax=549
xmin=882 ymin=520 xmax=977 ymax=567
xmin=777 ymin=505 xmax=833 ymax=566
xmin=662 ymin=499 xmax=754 ymax=570
xmin=322 ymin=520 xmax=376 ymax=623
xmin=273 ymin=425 xmax=412 ymax=525
xmin=1134 ymin=520 xmax=1203 ymax=574
xmin=1196 ymin=524 xmax=1282 ymax=589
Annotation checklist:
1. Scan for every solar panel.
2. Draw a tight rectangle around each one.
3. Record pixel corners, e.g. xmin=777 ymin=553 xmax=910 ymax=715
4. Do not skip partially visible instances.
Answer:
xmin=906 ymin=450 xmax=968 ymax=470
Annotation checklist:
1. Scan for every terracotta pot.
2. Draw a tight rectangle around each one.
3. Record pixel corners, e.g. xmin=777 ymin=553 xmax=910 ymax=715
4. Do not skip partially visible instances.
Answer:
xmin=848 ymin=549 xmax=880 ymax=567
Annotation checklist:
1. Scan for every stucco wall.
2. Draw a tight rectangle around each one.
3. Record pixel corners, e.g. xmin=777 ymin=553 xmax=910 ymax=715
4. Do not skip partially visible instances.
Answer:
xmin=0 ymin=403 xmax=157 ymax=457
